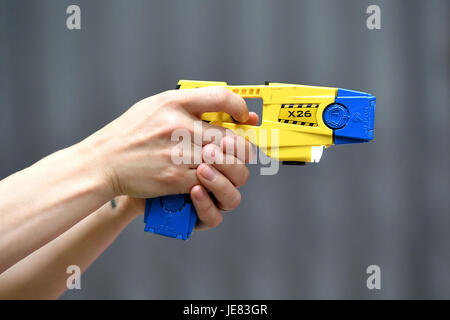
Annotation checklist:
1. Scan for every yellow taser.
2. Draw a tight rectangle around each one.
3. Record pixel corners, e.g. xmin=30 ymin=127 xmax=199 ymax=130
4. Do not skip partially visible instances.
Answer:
xmin=143 ymin=80 xmax=376 ymax=240
xmin=178 ymin=80 xmax=375 ymax=163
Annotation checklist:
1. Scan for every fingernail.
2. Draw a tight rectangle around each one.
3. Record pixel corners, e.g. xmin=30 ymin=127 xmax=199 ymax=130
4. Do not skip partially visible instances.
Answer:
xmin=193 ymin=186 xmax=206 ymax=200
xmin=202 ymin=144 xmax=217 ymax=164
xmin=206 ymin=147 xmax=216 ymax=163
xmin=200 ymin=164 xmax=216 ymax=181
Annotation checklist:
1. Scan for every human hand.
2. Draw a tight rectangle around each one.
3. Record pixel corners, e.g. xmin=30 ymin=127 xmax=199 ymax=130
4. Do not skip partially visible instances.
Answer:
xmin=84 ymin=87 xmax=257 ymax=230
xmin=192 ymin=135 xmax=257 ymax=230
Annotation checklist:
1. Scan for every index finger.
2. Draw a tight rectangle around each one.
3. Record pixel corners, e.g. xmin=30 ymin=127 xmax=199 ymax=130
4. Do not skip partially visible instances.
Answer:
xmin=172 ymin=86 xmax=249 ymax=123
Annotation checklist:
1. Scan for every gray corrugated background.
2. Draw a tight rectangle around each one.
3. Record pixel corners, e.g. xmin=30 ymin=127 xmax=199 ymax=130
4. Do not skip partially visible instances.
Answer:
xmin=0 ymin=0 xmax=449 ymax=299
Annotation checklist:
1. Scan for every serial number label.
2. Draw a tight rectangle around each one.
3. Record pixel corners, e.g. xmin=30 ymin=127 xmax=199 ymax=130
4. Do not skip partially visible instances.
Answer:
xmin=183 ymin=304 xmax=268 ymax=318
xmin=278 ymin=104 xmax=319 ymax=125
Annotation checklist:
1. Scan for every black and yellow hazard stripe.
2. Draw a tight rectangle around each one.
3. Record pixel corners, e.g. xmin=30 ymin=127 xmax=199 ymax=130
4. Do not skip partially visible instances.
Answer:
xmin=279 ymin=119 xmax=318 ymax=126
xmin=280 ymin=104 xmax=319 ymax=109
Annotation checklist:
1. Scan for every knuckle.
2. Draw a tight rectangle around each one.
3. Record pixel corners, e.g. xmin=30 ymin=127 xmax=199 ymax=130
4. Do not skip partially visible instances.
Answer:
xmin=209 ymin=86 xmax=230 ymax=107
xmin=198 ymin=199 xmax=223 ymax=229
xmin=162 ymin=166 xmax=182 ymax=186
xmin=165 ymin=112 xmax=182 ymax=127
xmin=164 ymin=113 xmax=191 ymax=135
xmin=230 ymin=192 xmax=241 ymax=209
xmin=160 ymin=89 xmax=182 ymax=106
xmin=209 ymin=214 xmax=223 ymax=229
xmin=235 ymin=167 xmax=250 ymax=187
xmin=222 ymin=191 xmax=241 ymax=211
xmin=187 ymin=172 xmax=201 ymax=190
xmin=181 ymin=170 xmax=201 ymax=190
xmin=202 ymin=198 xmax=215 ymax=213
xmin=161 ymin=90 xmax=197 ymax=112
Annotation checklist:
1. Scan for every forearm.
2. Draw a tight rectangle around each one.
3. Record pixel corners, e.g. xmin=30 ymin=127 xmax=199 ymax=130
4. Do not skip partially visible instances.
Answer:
xmin=0 ymin=196 xmax=139 ymax=299
xmin=0 ymin=140 xmax=114 ymax=273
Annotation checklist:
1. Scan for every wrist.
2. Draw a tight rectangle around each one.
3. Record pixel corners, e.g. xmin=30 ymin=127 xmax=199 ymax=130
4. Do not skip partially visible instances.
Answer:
xmin=106 ymin=196 xmax=144 ymax=221
xmin=74 ymin=134 xmax=119 ymax=200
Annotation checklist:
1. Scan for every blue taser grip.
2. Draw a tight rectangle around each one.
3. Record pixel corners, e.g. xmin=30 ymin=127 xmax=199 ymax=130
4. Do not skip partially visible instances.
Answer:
xmin=144 ymin=195 xmax=197 ymax=240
